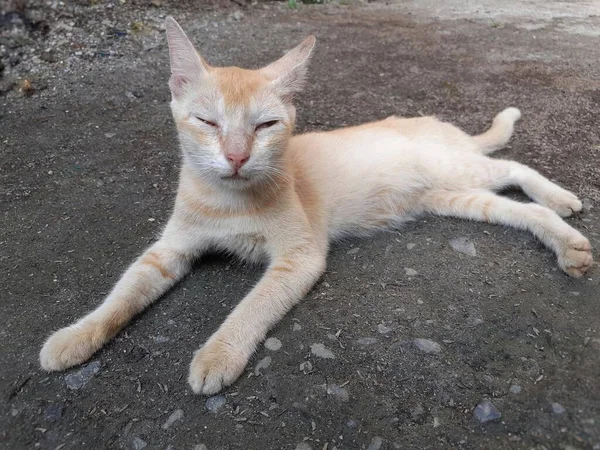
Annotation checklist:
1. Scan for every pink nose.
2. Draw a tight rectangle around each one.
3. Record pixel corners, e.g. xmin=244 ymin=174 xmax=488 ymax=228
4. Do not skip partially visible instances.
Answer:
xmin=226 ymin=153 xmax=249 ymax=172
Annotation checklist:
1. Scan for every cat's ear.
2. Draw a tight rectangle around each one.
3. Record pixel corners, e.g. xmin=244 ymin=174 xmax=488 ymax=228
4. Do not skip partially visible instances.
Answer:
xmin=262 ymin=36 xmax=316 ymax=101
xmin=165 ymin=17 xmax=209 ymax=99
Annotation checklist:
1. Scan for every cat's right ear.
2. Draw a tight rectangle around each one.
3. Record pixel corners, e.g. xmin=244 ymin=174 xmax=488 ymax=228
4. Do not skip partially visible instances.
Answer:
xmin=165 ymin=17 xmax=209 ymax=99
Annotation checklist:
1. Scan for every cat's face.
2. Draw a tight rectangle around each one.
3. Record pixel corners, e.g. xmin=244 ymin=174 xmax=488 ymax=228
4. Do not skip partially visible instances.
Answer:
xmin=165 ymin=17 xmax=315 ymax=189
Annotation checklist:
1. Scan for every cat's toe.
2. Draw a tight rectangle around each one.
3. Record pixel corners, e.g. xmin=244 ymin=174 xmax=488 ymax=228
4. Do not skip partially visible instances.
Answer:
xmin=40 ymin=326 xmax=99 ymax=371
xmin=188 ymin=338 xmax=247 ymax=395
xmin=545 ymin=190 xmax=583 ymax=217
xmin=558 ymin=236 xmax=593 ymax=278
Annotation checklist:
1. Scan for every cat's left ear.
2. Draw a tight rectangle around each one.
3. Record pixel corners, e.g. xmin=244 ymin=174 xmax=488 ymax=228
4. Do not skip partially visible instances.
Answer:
xmin=165 ymin=16 xmax=210 ymax=99
xmin=262 ymin=36 xmax=316 ymax=101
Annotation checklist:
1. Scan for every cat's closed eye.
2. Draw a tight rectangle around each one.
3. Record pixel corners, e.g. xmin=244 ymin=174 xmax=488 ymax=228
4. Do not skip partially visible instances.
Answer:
xmin=196 ymin=117 xmax=218 ymax=128
xmin=255 ymin=120 xmax=279 ymax=132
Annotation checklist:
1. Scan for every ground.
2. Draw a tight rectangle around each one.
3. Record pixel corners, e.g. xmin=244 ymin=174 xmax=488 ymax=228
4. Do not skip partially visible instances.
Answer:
xmin=1 ymin=1 xmax=599 ymax=449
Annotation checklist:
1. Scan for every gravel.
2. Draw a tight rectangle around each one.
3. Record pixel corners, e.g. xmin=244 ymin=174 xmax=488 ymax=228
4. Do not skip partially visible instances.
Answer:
xmin=64 ymin=360 xmax=101 ymax=390
xmin=264 ymin=337 xmax=282 ymax=351
xmin=205 ymin=395 xmax=227 ymax=414
xmin=310 ymin=343 xmax=335 ymax=359
xmin=413 ymin=338 xmax=442 ymax=354
xmin=366 ymin=436 xmax=384 ymax=450
xmin=552 ymin=402 xmax=566 ymax=414
xmin=254 ymin=356 xmax=272 ymax=376
xmin=474 ymin=401 xmax=502 ymax=423
xmin=161 ymin=409 xmax=184 ymax=429
xmin=449 ymin=237 xmax=477 ymax=256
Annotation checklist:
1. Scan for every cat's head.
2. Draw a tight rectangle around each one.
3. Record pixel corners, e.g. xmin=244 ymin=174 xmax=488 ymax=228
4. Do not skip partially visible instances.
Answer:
xmin=165 ymin=17 xmax=315 ymax=189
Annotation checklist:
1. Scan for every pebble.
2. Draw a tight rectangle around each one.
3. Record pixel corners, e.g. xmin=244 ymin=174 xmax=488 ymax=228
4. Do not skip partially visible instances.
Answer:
xmin=230 ymin=10 xmax=245 ymax=20
xmin=366 ymin=436 xmax=383 ymax=450
xmin=193 ymin=445 xmax=208 ymax=450
xmin=449 ymin=237 xmax=477 ymax=256
xmin=404 ymin=267 xmax=418 ymax=276
xmin=65 ymin=360 xmax=101 ymax=390
xmin=582 ymin=198 xmax=593 ymax=210
xmin=264 ymin=337 xmax=282 ymax=351
xmin=310 ymin=343 xmax=335 ymax=359
xmin=292 ymin=323 xmax=302 ymax=332
xmin=357 ymin=337 xmax=378 ymax=346
xmin=205 ymin=395 xmax=227 ymax=413
xmin=255 ymin=356 xmax=272 ymax=376
xmin=299 ymin=361 xmax=313 ymax=373
xmin=295 ymin=443 xmax=312 ymax=450
xmin=327 ymin=384 xmax=350 ymax=402
xmin=411 ymin=403 xmax=425 ymax=421
xmin=346 ymin=419 xmax=358 ymax=429
xmin=413 ymin=338 xmax=442 ymax=354
xmin=130 ymin=436 xmax=147 ymax=450
xmin=347 ymin=247 xmax=360 ymax=255
xmin=552 ymin=402 xmax=566 ymax=414
xmin=474 ymin=400 xmax=501 ymax=423
xmin=105 ymin=132 xmax=116 ymax=138
xmin=509 ymin=385 xmax=522 ymax=394
xmin=43 ymin=403 xmax=64 ymax=422
xmin=377 ymin=323 xmax=392 ymax=334
xmin=161 ymin=409 xmax=184 ymax=429
xmin=406 ymin=243 xmax=416 ymax=250
xmin=152 ymin=335 xmax=169 ymax=344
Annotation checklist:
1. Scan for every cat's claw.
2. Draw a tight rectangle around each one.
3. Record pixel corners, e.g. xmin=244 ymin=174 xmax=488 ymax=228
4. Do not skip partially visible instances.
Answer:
xmin=558 ymin=235 xmax=593 ymax=278
xmin=544 ymin=189 xmax=583 ymax=217
xmin=40 ymin=325 xmax=99 ymax=371
xmin=188 ymin=338 xmax=247 ymax=395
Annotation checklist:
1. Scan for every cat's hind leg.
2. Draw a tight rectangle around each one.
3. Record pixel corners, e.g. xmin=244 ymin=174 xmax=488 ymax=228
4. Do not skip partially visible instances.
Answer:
xmin=421 ymin=189 xmax=592 ymax=277
xmin=477 ymin=159 xmax=583 ymax=217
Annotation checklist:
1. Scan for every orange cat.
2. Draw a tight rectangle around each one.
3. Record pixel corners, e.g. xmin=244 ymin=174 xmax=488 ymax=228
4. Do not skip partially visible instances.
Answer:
xmin=40 ymin=17 xmax=592 ymax=395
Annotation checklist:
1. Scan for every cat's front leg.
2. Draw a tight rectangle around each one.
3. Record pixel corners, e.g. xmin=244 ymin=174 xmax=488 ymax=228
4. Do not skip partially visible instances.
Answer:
xmin=40 ymin=220 xmax=201 ymax=371
xmin=188 ymin=243 xmax=327 ymax=395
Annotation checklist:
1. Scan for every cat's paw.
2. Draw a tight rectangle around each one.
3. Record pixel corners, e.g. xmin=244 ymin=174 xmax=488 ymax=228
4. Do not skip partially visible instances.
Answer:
xmin=544 ymin=189 xmax=583 ymax=217
xmin=40 ymin=325 xmax=99 ymax=371
xmin=188 ymin=338 xmax=247 ymax=395
xmin=558 ymin=235 xmax=593 ymax=278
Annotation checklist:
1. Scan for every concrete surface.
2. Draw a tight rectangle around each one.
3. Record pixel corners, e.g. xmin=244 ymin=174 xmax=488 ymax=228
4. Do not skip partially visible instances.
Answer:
xmin=1 ymin=1 xmax=599 ymax=449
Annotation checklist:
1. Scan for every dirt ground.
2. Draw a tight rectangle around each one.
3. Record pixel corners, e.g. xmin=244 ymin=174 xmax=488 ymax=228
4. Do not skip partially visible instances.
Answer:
xmin=1 ymin=1 xmax=599 ymax=449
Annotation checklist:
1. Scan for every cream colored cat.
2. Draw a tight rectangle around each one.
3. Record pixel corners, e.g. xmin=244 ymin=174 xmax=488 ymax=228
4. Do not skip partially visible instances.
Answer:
xmin=40 ymin=17 xmax=593 ymax=395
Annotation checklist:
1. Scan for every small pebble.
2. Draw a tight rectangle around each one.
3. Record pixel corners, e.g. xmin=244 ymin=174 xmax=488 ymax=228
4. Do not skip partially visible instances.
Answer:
xmin=347 ymin=247 xmax=360 ymax=255
xmin=474 ymin=400 xmax=501 ymax=423
xmin=255 ymin=356 xmax=272 ymax=376
xmin=310 ymin=343 xmax=335 ymax=359
xmin=130 ymin=436 xmax=147 ymax=450
xmin=406 ymin=243 xmax=416 ymax=250
xmin=230 ymin=10 xmax=244 ymax=20
xmin=264 ymin=337 xmax=282 ymax=351
xmin=295 ymin=443 xmax=312 ymax=450
xmin=161 ymin=409 xmax=184 ymax=429
xmin=193 ymin=445 xmax=208 ymax=450
xmin=346 ymin=419 xmax=358 ymax=429
xmin=357 ymin=337 xmax=378 ymax=346
xmin=327 ymin=384 xmax=349 ymax=402
xmin=65 ymin=360 xmax=101 ymax=390
xmin=377 ymin=323 xmax=392 ymax=334
xmin=292 ymin=323 xmax=302 ymax=332
xmin=509 ymin=385 xmax=522 ymax=394
xmin=152 ymin=335 xmax=169 ymax=344
xmin=105 ymin=132 xmax=116 ymax=138
xmin=552 ymin=402 xmax=566 ymax=414
xmin=366 ymin=436 xmax=383 ymax=450
xmin=405 ymin=268 xmax=418 ymax=276
xmin=449 ymin=237 xmax=476 ymax=256
xmin=413 ymin=338 xmax=442 ymax=354
xmin=205 ymin=395 xmax=227 ymax=413
xmin=43 ymin=403 xmax=64 ymax=422
xmin=299 ymin=361 xmax=312 ymax=373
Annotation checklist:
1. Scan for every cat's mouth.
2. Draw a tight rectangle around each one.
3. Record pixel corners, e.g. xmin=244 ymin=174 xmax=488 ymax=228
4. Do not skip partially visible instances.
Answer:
xmin=221 ymin=174 xmax=248 ymax=181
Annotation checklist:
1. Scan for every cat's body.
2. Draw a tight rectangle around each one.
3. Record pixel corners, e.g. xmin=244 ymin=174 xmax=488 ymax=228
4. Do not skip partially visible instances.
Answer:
xmin=40 ymin=18 xmax=593 ymax=395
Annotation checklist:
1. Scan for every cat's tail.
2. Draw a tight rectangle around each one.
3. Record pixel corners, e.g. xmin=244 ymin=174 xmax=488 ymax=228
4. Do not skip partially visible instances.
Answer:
xmin=472 ymin=107 xmax=521 ymax=155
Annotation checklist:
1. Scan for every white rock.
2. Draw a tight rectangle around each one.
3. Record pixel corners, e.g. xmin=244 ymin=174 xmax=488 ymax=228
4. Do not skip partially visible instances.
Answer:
xmin=264 ymin=337 xmax=282 ymax=351
xmin=255 ymin=356 xmax=272 ymax=376
xmin=310 ymin=343 xmax=335 ymax=359
xmin=413 ymin=338 xmax=442 ymax=354
xmin=449 ymin=237 xmax=476 ymax=256
xmin=161 ymin=409 xmax=183 ymax=429
xmin=405 ymin=268 xmax=418 ymax=276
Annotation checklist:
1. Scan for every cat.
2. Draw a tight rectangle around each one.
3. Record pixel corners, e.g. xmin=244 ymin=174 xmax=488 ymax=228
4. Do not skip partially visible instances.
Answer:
xmin=40 ymin=17 xmax=593 ymax=395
